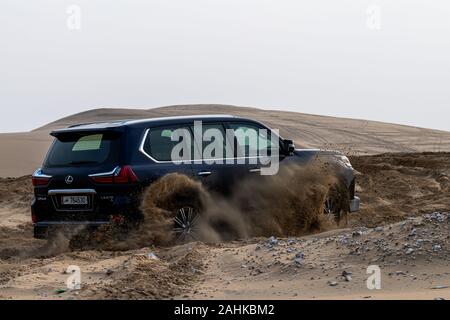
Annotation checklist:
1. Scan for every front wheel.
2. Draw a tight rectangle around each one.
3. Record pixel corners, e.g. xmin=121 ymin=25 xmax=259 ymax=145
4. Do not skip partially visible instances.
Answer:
xmin=324 ymin=196 xmax=341 ymax=217
xmin=323 ymin=184 xmax=348 ymax=226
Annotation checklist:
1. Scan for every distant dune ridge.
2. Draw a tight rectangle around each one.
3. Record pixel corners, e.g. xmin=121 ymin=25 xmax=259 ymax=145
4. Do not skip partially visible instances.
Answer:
xmin=1 ymin=104 xmax=450 ymax=177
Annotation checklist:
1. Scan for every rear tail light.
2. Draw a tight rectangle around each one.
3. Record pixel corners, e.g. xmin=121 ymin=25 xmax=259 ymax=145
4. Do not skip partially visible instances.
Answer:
xmin=31 ymin=213 xmax=38 ymax=223
xmin=32 ymin=168 xmax=52 ymax=186
xmin=113 ymin=166 xmax=139 ymax=183
xmin=89 ymin=166 xmax=138 ymax=184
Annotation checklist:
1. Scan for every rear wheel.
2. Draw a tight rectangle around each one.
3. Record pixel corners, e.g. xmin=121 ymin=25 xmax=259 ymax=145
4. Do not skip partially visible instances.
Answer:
xmin=33 ymin=226 xmax=49 ymax=239
xmin=139 ymin=173 xmax=207 ymax=245
xmin=173 ymin=206 xmax=201 ymax=243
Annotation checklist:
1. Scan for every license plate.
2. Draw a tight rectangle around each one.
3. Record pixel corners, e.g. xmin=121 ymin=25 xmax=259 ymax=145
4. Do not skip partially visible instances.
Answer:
xmin=62 ymin=196 xmax=88 ymax=205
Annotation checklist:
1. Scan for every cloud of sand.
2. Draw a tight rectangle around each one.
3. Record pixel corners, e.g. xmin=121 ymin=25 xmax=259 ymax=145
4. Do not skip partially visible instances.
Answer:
xmin=122 ymin=160 xmax=343 ymax=248
xmin=36 ymin=160 xmax=345 ymax=251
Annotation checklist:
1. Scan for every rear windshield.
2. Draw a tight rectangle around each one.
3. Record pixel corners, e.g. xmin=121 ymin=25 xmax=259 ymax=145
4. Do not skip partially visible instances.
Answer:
xmin=44 ymin=132 xmax=120 ymax=167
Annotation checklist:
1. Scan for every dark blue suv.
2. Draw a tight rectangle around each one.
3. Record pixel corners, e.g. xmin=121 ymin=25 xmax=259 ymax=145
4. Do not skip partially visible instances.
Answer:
xmin=31 ymin=115 xmax=359 ymax=239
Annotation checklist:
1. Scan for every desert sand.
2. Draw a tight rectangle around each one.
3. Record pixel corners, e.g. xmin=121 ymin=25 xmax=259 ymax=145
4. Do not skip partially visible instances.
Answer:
xmin=0 ymin=152 xmax=449 ymax=300
xmin=2 ymin=104 xmax=450 ymax=177
xmin=0 ymin=106 xmax=449 ymax=300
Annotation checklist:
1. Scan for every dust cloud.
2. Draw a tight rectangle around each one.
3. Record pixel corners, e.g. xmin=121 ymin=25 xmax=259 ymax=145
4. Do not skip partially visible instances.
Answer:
xmin=131 ymin=161 xmax=341 ymax=247
xmin=34 ymin=161 xmax=343 ymax=251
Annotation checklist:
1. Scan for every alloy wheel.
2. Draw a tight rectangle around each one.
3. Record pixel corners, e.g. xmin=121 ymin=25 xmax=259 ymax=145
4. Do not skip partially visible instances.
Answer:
xmin=173 ymin=206 xmax=200 ymax=242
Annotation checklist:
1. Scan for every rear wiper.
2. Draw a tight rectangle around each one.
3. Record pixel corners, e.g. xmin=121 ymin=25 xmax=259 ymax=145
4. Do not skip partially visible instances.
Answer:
xmin=68 ymin=161 xmax=98 ymax=165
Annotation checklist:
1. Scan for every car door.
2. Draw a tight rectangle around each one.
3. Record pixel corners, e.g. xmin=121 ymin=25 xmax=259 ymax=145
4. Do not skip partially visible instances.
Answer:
xmin=189 ymin=122 xmax=249 ymax=195
xmin=134 ymin=124 xmax=195 ymax=184
xmin=225 ymin=121 xmax=285 ymax=178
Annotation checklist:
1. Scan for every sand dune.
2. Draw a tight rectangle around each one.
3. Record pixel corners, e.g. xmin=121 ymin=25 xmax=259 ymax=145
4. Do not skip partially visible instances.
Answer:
xmin=1 ymin=104 xmax=450 ymax=177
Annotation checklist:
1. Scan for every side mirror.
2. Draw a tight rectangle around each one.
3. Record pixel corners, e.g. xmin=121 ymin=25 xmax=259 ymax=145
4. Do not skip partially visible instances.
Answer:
xmin=283 ymin=139 xmax=295 ymax=155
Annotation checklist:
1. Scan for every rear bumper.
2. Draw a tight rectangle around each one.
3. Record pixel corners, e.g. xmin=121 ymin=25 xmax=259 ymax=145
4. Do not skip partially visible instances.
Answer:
xmin=31 ymin=188 xmax=142 ymax=224
xmin=349 ymin=196 xmax=360 ymax=213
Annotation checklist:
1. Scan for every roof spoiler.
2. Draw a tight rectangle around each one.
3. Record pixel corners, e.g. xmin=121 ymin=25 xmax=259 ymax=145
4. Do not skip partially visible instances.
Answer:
xmin=50 ymin=127 xmax=125 ymax=138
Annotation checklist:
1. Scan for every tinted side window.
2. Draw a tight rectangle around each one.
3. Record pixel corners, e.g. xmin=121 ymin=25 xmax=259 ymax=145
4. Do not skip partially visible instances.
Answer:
xmin=190 ymin=123 xmax=233 ymax=160
xmin=143 ymin=126 xmax=193 ymax=161
xmin=227 ymin=122 xmax=276 ymax=157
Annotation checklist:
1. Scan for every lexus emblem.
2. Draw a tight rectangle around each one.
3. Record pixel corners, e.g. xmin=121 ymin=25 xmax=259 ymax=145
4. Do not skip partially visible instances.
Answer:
xmin=65 ymin=175 xmax=74 ymax=185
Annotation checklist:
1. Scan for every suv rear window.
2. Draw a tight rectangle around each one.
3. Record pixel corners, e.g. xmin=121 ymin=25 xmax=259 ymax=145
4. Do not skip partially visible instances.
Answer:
xmin=45 ymin=132 xmax=120 ymax=167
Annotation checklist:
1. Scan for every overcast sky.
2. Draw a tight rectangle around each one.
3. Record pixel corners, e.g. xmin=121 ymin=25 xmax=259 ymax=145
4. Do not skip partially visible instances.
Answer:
xmin=1 ymin=0 xmax=449 ymax=132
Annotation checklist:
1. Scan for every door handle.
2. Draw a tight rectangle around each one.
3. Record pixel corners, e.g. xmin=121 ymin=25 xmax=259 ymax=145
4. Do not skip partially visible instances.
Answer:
xmin=249 ymin=168 xmax=261 ymax=173
xmin=197 ymin=171 xmax=212 ymax=177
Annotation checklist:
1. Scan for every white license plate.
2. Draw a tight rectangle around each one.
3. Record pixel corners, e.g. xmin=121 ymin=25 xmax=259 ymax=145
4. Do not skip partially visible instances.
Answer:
xmin=62 ymin=196 xmax=88 ymax=205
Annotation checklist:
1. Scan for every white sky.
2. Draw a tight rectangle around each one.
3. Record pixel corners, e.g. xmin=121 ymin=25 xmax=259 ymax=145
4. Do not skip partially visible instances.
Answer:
xmin=1 ymin=0 xmax=449 ymax=132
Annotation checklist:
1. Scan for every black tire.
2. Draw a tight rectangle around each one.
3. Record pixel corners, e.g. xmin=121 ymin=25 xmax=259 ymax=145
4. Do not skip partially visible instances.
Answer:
xmin=140 ymin=173 xmax=207 ymax=245
xmin=33 ymin=226 xmax=49 ymax=239
xmin=324 ymin=184 xmax=348 ymax=225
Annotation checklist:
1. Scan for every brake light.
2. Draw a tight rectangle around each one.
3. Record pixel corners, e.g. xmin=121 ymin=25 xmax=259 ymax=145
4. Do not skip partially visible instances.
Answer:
xmin=114 ymin=166 xmax=139 ymax=183
xmin=32 ymin=168 xmax=52 ymax=186
xmin=89 ymin=166 xmax=138 ymax=184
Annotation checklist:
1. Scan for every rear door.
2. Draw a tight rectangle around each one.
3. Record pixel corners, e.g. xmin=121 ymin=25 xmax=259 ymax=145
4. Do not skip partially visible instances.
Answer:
xmin=133 ymin=124 xmax=195 ymax=184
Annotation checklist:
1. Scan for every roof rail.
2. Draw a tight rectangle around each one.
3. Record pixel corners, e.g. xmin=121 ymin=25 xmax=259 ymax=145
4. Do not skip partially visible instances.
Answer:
xmin=65 ymin=114 xmax=238 ymax=129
